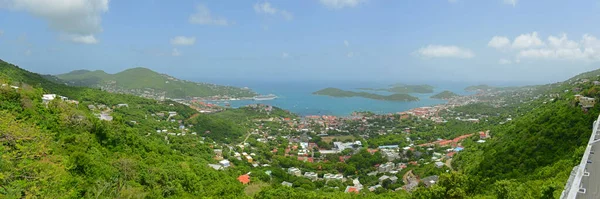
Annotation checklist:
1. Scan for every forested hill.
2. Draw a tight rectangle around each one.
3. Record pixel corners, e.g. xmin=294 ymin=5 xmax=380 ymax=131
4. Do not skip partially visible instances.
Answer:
xmin=56 ymin=67 xmax=257 ymax=98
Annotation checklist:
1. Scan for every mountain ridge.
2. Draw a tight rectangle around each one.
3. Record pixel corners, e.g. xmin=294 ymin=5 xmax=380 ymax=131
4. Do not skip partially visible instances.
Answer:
xmin=56 ymin=67 xmax=257 ymax=99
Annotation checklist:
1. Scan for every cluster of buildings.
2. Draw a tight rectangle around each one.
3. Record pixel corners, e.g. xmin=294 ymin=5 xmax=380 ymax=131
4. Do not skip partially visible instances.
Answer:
xmin=287 ymin=167 xmax=347 ymax=182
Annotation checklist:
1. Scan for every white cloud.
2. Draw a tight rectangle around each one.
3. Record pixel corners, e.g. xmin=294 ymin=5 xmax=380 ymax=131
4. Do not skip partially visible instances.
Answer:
xmin=503 ymin=0 xmax=518 ymax=6
xmin=548 ymin=34 xmax=579 ymax=49
xmin=512 ymin=32 xmax=544 ymax=49
xmin=516 ymin=34 xmax=600 ymax=61
xmin=282 ymin=52 xmax=290 ymax=59
xmin=170 ymin=36 xmax=196 ymax=46
xmin=488 ymin=36 xmax=510 ymax=49
xmin=344 ymin=40 xmax=350 ymax=47
xmin=254 ymin=2 xmax=293 ymax=21
xmin=5 ymin=0 xmax=108 ymax=44
xmin=498 ymin=58 xmax=512 ymax=64
xmin=415 ymin=45 xmax=474 ymax=59
xmin=189 ymin=4 xmax=230 ymax=26
xmin=172 ymin=48 xmax=181 ymax=57
xmin=319 ymin=0 xmax=366 ymax=9
xmin=0 ymin=30 xmax=3 ymax=36
xmin=68 ymin=34 xmax=98 ymax=44
xmin=24 ymin=49 xmax=31 ymax=56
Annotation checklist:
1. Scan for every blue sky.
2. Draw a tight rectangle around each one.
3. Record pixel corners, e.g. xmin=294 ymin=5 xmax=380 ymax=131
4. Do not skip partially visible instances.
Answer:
xmin=1 ymin=0 xmax=600 ymax=85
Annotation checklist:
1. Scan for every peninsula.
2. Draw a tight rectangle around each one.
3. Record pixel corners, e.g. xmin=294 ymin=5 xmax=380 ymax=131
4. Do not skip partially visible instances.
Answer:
xmin=313 ymin=88 xmax=419 ymax=101
xmin=431 ymin=90 xmax=460 ymax=99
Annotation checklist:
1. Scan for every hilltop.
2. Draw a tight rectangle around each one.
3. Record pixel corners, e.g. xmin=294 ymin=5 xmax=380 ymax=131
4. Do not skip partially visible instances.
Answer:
xmin=430 ymin=90 xmax=460 ymax=99
xmin=56 ymin=67 xmax=257 ymax=99
xmin=313 ymin=87 xmax=419 ymax=101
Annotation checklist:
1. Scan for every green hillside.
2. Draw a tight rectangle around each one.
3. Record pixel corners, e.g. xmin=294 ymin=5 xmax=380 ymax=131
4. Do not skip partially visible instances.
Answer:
xmin=313 ymin=87 xmax=419 ymax=101
xmin=430 ymin=90 xmax=459 ymax=99
xmin=56 ymin=67 xmax=257 ymax=98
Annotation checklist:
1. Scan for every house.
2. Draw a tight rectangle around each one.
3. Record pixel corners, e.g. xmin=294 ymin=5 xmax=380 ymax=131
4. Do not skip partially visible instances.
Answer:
xmin=208 ymin=164 xmax=222 ymax=170
xmin=324 ymin=173 xmax=343 ymax=181
xmin=422 ymin=175 xmax=439 ymax=188
xmin=304 ymin=172 xmax=318 ymax=181
xmin=368 ymin=185 xmax=382 ymax=192
xmin=580 ymin=97 xmax=596 ymax=108
xmin=344 ymin=186 xmax=360 ymax=193
xmin=237 ymin=174 xmax=250 ymax=185
xmin=288 ymin=167 xmax=302 ymax=176
xmin=281 ymin=181 xmax=293 ymax=187
xmin=88 ymin=105 xmax=97 ymax=110
xmin=117 ymin=104 xmax=129 ymax=108
xmin=219 ymin=159 xmax=230 ymax=167
xmin=42 ymin=94 xmax=67 ymax=104
xmin=99 ymin=113 xmax=113 ymax=121
xmin=454 ymin=146 xmax=464 ymax=152
xmin=379 ymin=175 xmax=390 ymax=182
xmin=378 ymin=162 xmax=395 ymax=173
xmin=435 ymin=161 xmax=445 ymax=168
xmin=389 ymin=176 xmax=398 ymax=183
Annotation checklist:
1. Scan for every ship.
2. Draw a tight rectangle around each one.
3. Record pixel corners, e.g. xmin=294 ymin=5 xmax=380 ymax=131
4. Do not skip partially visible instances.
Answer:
xmin=253 ymin=94 xmax=277 ymax=101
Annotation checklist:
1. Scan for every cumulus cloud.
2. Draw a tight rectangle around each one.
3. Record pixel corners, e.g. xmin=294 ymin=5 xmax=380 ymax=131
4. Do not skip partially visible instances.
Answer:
xmin=319 ymin=0 xmax=366 ymax=9
xmin=189 ymin=4 xmax=231 ymax=26
xmin=0 ymin=30 xmax=3 ymax=36
xmin=4 ymin=0 xmax=108 ymax=44
xmin=344 ymin=40 xmax=350 ymax=47
xmin=170 ymin=36 xmax=196 ymax=46
xmin=516 ymin=33 xmax=600 ymax=61
xmin=415 ymin=45 xmax=474 ymax=59
xmin=254 ymin=2 xmax=293 ymax=21
xmin=498 ymin=58 xmax=512 ymax=64
xmin=24 ymin=49 xmax=31 ymax=56
xmin=503 ymin=0 xmax=518 ymax=6
xmin=488 ymin=36 xmax=510 ymax=49
xmin=512 ymin=32 xmax=545 ymax=49
xmin=172 ymin=48 xmax=181 ymax=57
xmin=282 ymin=52 xmax=290 ymax=59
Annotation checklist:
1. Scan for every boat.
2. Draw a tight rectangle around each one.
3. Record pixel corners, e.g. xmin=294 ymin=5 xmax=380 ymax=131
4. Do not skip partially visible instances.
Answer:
xmin=253 ymin=94 xmax=277 ymax=101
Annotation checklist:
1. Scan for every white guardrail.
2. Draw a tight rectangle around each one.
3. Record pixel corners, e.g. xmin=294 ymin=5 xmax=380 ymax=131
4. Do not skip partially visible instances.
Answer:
xmin=561 ymin=114 xmax=600 ymax=199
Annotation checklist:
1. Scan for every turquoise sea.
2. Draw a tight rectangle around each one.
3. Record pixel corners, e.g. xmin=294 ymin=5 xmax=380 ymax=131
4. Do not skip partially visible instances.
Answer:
xmin=200 ymin=80 xmax=476 ymax=116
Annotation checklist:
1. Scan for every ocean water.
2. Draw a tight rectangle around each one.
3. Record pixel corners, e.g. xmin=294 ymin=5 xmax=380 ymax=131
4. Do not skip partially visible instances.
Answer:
xmin=200 ymin=80 xmax=474 ymax=116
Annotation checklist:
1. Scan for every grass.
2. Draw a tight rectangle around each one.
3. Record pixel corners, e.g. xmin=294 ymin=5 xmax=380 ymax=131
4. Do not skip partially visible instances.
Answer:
xmin=321 ymin=135 xmax=356 ymax=143
xmin=244 ymin=181 xmax=270 ymax=196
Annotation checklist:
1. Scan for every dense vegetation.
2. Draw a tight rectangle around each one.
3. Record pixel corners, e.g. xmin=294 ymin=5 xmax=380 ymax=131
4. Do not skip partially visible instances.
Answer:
xmin=358 ymin=84 xmax=434 ymax=94
xmin=313 ymin=88 xmax=419 ymax=101
xmin=56 ymin=67 xmax=257 ymax=98
xmin=430 ymin=90 xmax=459 ymax=99
xmin=0 ymin=60 xmax=250 ymax=198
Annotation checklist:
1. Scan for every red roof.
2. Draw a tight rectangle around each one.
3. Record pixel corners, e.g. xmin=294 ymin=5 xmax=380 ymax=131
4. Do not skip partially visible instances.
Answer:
xmin=447 ymin=151 xmax=456 ymax=157
xmin=346 ymin=187 xmax=359 ymax=193
xmin=238 ymin=174 xmax=250 ymax=184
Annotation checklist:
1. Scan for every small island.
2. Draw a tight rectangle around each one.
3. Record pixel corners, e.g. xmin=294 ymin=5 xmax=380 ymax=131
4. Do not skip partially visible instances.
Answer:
xmin=358 ymin=83 xmax=434 ymax=94
xmin=465 ymin=84 xmax=495 ymax=92
xmin=431 ymin=90 xmax=460 ymax=99
xmin=313 ymin=88 xmax=419 ymax=102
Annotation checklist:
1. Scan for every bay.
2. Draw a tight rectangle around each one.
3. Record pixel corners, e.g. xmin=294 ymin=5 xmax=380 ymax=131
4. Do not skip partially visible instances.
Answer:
xmin=198 ymin=79 xmax=474 ymax=116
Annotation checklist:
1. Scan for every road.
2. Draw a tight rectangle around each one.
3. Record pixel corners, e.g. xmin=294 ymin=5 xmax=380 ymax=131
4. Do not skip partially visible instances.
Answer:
xmin=578 ymin=127 xmax=600 ymax=199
